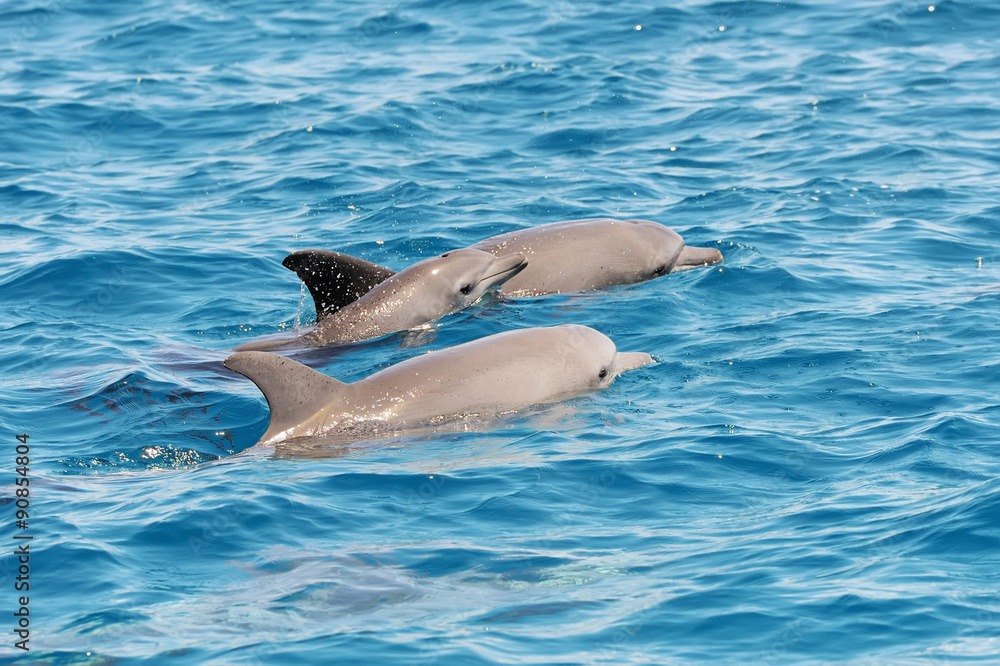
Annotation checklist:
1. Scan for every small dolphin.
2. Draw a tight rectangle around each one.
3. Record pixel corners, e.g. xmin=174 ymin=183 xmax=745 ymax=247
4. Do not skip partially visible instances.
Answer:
xmin=237 ymin=248 xmax=526 ymax=351
xmin=284 ymin=218 xmax=722 ymax=320
xmin=225 ymin=324 xmax=654 ymax=447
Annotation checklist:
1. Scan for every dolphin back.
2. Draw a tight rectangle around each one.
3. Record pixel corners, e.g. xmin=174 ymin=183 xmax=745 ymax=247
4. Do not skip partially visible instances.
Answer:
xmin=224 ymin=351 xmax=347 ymax=445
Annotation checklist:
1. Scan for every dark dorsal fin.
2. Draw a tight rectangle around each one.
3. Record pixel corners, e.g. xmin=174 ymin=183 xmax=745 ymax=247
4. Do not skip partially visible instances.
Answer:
xmin=224 ymin=351 xmax=347 ymax=444
xmin=282 ymin=250 xmax=397 ymax=322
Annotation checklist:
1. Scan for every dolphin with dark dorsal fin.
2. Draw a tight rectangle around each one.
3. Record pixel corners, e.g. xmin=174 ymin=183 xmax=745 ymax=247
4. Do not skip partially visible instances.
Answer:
xmin=225 ymin=324 xmax=654 ymax=448
xmin=237 ymin=248 xmax=527 ymax=351
xmin=283 ymin=218 xmax=722 ymax=319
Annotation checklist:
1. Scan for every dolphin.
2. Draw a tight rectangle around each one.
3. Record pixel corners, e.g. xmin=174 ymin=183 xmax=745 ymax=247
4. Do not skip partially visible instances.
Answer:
xmin=224 ymin=324 xmax=654 ymax=448
xmin=236 ymin=248 xmax=527 ymax=351
xmin=283 ymin=218 xmax=723 ymax=320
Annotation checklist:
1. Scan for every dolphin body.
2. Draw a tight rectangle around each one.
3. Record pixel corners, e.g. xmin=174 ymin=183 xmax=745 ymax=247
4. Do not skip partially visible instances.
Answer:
xmin=237 ymin=248 xmax=527 ymax=351
xmin=225 ymin=324 xmax=654 ymax=448
xmin=283 ymin=218 xmax=723 ymax=322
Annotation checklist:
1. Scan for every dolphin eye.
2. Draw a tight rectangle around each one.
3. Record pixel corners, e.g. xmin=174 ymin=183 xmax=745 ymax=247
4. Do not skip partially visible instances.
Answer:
xmin=460 ymin=283 xmax=474 ymax=295
xmin=598 ymin=368 xmax=608 ymax=380
xmin=653 ymin=265 xmax=667 ymax=276
xmin=441 ymin=252 xmax=450 ymax=257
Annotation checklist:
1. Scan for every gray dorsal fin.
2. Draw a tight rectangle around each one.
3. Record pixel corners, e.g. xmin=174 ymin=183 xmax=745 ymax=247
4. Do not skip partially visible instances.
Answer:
xmin=282 ymin=250 xmax=396 ymax=322
xmin=224 ymin=351 xmax=347 ymax=444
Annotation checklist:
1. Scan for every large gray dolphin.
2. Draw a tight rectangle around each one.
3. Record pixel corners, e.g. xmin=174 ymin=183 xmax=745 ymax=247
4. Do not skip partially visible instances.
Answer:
xmin=225 ymin=324 xmax=654 ymax=448
xmin=283 ymin=218 xmax=723 ymax=320
xmin=237 ymin=248 xmax=527 ymax=351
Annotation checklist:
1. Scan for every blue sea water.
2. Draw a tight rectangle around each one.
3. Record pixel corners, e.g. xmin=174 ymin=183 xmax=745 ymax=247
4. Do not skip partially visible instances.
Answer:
xmin=2 ymin=0 xmax=1000 ymax=662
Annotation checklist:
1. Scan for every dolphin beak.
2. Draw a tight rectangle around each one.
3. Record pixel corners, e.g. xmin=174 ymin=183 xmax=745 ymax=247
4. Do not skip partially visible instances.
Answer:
xmin=614 ymin=352 xmax=654 ymax=375
xmin=481 ymin=253 xmax=528 ymax=286
xmin=671 ymin=245 xmax=723 ymax=272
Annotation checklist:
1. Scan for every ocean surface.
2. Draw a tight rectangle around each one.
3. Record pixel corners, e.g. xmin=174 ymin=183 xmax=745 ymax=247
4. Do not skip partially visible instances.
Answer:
xmin=2 ymin=0 xmax=999 ymax=662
